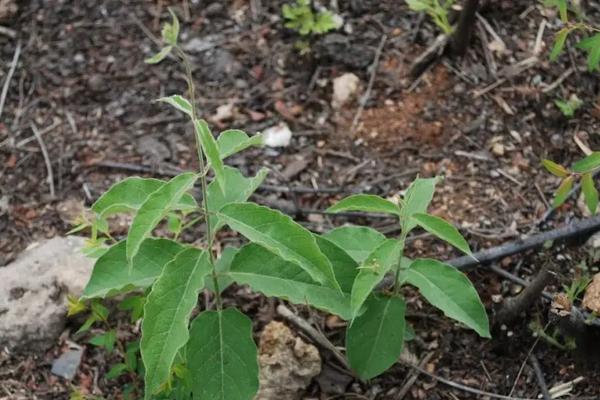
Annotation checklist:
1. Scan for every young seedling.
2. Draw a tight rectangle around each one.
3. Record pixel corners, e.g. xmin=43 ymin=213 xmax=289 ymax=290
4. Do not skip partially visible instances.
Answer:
xmin=546 ymin=0 xmax=600 ymax=71
xmin=406 ymin=0 xmax=455 ymax=35
xmin=542 ymin=154 xmax=600 ymax=214
xmin=555 ymin=94 xmax=583 ymax=118
xmin=76 ymin=9 xmax=490 ymax=398
xmin=281 ymin=0 xmax=341 ymax=53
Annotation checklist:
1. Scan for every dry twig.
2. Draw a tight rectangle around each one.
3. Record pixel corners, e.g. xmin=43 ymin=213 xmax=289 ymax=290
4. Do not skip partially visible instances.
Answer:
xmin=30 ymin=123 xmax=55 ymax=198
xmin=0 ymin=40 xmax=22 ymax=122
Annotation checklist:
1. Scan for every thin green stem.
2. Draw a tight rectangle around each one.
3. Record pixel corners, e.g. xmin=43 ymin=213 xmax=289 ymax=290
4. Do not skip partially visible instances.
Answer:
xmin=393 ymin=230 xmax=408 ymax=295
xmin=176 ymin=46 xmax=222 ymax=310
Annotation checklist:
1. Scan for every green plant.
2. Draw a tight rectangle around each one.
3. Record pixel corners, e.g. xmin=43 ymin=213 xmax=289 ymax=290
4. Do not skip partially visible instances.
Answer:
xmin=282 ymin=0 xmax=340 ymax=36
xmin=542 ymin=153 xmax=600 ymax=214
xmin=281 ymin=0 xmax=341 ymax=54
xmin=545 ymin=0 xmax=600 ymax=71
xmin=75 ymin=9 xmax=489 ymax=399
xmin=563 ymin=275 xmax=592 ymax=302
xmin=555 ymin=94 xmax=583 ymax=118
xmin=406 ymin=0 xmax=454 ymax=34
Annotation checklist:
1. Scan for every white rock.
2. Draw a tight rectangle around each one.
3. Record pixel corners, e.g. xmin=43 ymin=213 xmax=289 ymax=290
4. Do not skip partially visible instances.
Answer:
xmin=256 ymin=321 xmax=321 ymax=400
xmin=0 ymin=236 xmax=93 ymax=351
xmin=263 ymin=123 xmax=292 ymax=147
xmin=331 ymin=73 xmax=360 ymax=109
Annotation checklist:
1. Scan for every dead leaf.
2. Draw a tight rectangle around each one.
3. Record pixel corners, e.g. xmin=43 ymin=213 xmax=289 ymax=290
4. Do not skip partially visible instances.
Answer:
xmin=582 ymin=273 xmax=600 ymax=313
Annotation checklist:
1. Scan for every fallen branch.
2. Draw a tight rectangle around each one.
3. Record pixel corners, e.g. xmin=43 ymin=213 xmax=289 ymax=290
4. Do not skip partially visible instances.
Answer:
xmin=495 ymin=268 xmax=553 ymax=325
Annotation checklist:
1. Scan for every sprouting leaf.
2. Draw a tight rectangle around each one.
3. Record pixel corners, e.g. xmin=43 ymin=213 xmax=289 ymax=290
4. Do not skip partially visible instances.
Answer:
xmin=91 ymin=177 xmax=197 ymax=218
xmin=323 ymin=225 xmax=386 ymax=263
xmin=82 ymin=239 xmax=184 ymax=299
xmin=346 ymin=295 xmax=406 ymax=379
xmin=405 ymin=259 xmax=490 ymax=337
xmin=216 ymin=129 xmax=263 ymax=159
xmin=229 ymin=244 xmax=352 ymax=319
xmin=145 ymin=46 xmax=172 ymax=64
xmin=156 ymin=95 xmax=193 ymax=117
xmin=126 ymin=172 xmax=197 ymax=265
xmin=582 ymin=173 xmax=599 ymax=214
xmin=541 ymin=159 xmax=570 ymax=178
xmin=67 ymin=294 xmax=87 ymax=316
xmin=119 ymin=295 xmax=146 ymax=322
xmin=326 ymin=194 xmax=401 ymax=217
xmin=572 ymin=152 xmax=600 ymax=173
xmin=218 ymin=202 xmax=340 ymax=290
xmin=195 ymin=120 xmax=226 ymax=191
xmin=161 ymin=8 xmax=180 ymax=46
xmin=350 ymin=239 xmax=402 ymax=318
xmin=550 ymin=27 xmax=571 ymax=61
xmin=400 ymin=177 xmax=438 ymax=232
xmin=206 ymin=166 xmax=268 ymax=240
xmin=577 ymin=33 xmax=600 ymax=71
xmin=187 ymin=308 xmax=259 ymax=400
xmin=411 ymin=213 xmax=472 ymax=256
xmin=141 ymin=248 xmax=211 ymax=399
xmin=553 ymin=175 xmax=574 ymax=208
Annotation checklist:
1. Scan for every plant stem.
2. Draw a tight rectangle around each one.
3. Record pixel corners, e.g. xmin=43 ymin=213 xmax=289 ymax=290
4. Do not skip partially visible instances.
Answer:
xmin=176 ymin=47 xmax=222 ymax=310
xmin=393 ymin=230 xmax=408 ymax=294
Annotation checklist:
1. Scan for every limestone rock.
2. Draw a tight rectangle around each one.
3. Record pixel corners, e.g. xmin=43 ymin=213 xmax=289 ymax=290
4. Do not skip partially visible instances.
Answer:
xmin=583 ymin=273 xmax=600 ymax=314
xmin=332 ymin=73 xmax=360 ymax=109
xmin=256 ymin=321 xmax=321 ymax=400
xmin=0 ymin=236 xmax=93 ymax=351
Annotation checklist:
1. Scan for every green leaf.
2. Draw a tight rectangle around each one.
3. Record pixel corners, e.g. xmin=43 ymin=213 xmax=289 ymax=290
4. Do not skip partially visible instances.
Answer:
xmin=145 ymin=46 xmax=172 ymax=64
xmin=161 ymin=8 xmax=180 ymax=46
xmin=550 ymin=27 xmax=571 ymax=61
xmin=582 ymin=173 xmax=598 ymax=214
xmin=229 ymin=244 xmax=352 ymax=319
xmin=541 ymin=159 xmax=570 ymax=178
xmin=82 ymin=239 xmax=184 ymax=299
xmin=156 ymin=95 xmax=192 ymax=117
xmin=206 ymin=166 xmax=268 ymax=239
xmin=91 ymin=177 xmax=196 ymax=218
xmin=141 ymin=248 xmax=212 ymax=399
xmin=216 ymin=130 xmax=263 ymax=159
xmin=218 ymin=202 xmax=340 ymax=290
xmin=107 ymin=363 xmax=129 ymax=380
xmin=350 ymin=239 xmax=402 ymax=318
xmin=314 ymin=235 xmax=359 ymax=293
xmin=205 ymin=246 xmax=239 ymax=294
xmin=401 ymin=177 xmax=438 ymax=232
xmin=327 ymin=194 xmax=401 ymax=216
xmin=577 ymin=33 xmax=600 ymax=71
xmin=346 ymin=295 xmax=406 ymax=379
xmin=88 ymin=330 xmax=117 ymax=352
xmin=323 ymin=225 xmax=386 ymax=263
xmin=572 ymin=152 xmax=600 ymax=173
xmin=119 ymin=295 xmax=146 ymax=322
xmin=187 ymin=308 xmax=259 ymax=400
xmin=404 ymin=259 xmax=490 ymax=337
xmin=553 ymin=175 xmax=574 ymax=208
xmin=411 ymin=213 xmax=472 ymax=256
xmin=544 ymin=0 xmax=568 ymax=21
xmin=126 ymin=172 xmax=197 ymax=265
xmin=195 ymin=120 xmax=226 ymax=191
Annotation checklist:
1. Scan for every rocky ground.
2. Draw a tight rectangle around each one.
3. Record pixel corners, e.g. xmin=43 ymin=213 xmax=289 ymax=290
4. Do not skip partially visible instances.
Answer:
xmin=1 ymin=0 xmax=600 ymax=399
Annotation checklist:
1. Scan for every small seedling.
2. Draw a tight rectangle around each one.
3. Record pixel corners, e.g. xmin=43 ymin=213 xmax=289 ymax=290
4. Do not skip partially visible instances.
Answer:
xmin=281 ymin=0 xmax=341 ymax=53
xmin=545 ymin=0 xmax=600 ymax=71
xmin=542 ymin=154 xmax=600 ymax=214
xmin=76 ymin=9 xmax=489 ymax=399
xmin=406 ymin=0 xmax=454 ymax=34
xmin=555 ymin=94 xmax=583 ymax=118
